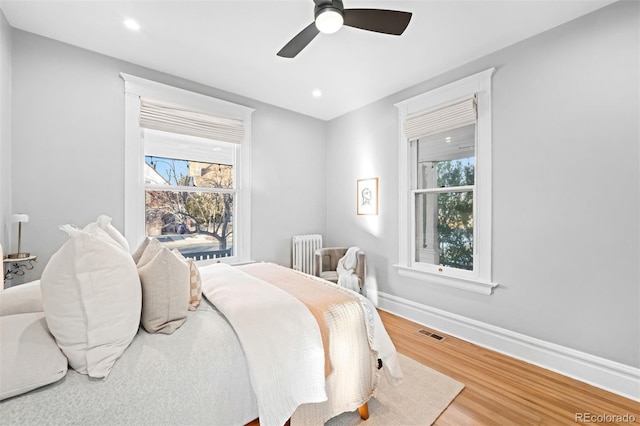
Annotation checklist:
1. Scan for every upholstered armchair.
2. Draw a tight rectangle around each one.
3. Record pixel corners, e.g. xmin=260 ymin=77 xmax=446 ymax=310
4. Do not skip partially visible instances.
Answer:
xmin=314 ymin=247 xmax=365 ymax=290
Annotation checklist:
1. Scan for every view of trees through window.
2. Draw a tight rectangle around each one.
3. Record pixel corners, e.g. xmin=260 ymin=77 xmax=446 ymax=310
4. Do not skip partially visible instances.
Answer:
xmin=144 ymin=155 xmax=234 ymax=260
xmin=436 ymin=159 xmax=474 ymax=270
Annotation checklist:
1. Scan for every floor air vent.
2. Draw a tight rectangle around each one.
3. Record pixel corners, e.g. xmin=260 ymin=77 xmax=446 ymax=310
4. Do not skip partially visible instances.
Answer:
xmin=418 ymin=329 xmax=444 ymax=341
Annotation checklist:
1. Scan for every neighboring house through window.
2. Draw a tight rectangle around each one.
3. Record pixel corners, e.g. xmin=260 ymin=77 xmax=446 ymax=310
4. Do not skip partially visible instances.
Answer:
xmin=395 ymin=68 xmax=497 ymax=295
xmin=121 ymin=74 xmax=254 ymax=264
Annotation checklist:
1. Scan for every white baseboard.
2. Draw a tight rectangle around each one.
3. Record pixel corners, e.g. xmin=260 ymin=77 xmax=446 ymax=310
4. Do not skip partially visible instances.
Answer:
xmin=376 ymin=291 xmax=640 ymax=402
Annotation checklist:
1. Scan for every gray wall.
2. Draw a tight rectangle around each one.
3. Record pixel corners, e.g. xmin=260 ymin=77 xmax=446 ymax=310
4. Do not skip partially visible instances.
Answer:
xmin=0 ymin=10 xmax=11 ymax=254
xmin=326 ymin=1 xmax=639 ymax=368
xmin=10 ymin=30 xmax=326 ymax=280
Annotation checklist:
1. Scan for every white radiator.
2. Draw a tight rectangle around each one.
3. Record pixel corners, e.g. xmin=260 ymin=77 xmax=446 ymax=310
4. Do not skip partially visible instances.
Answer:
xmin=292 ymin=234 xmax=322 ymax=275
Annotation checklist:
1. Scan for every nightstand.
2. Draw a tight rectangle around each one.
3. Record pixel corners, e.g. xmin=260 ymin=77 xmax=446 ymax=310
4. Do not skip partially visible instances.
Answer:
xmin=3 ymin=255 xmax=38 ymax=283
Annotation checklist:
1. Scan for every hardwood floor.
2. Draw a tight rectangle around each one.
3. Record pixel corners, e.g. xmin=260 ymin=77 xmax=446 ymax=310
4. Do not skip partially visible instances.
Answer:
xmin=249 ymin=309 xmax=638 ymax=425
xmin=378 ymin=309 xmax=640 ymax=425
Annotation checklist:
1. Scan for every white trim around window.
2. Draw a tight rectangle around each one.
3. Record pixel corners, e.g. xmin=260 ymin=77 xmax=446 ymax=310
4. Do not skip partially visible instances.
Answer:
xmin=394 ymin=68 xmax=498 ymax=295
xmin=120 ymin=73 xmax=254 ymax=264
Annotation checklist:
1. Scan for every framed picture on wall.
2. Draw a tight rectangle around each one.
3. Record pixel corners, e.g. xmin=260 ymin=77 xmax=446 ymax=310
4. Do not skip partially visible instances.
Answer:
xmin=357 ymin=177 xmax=379 ymax=215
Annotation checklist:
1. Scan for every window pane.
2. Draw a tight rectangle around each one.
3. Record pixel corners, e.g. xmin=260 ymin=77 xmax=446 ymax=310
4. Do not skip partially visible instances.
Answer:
xmin=415 ymin=191 xmax=473 ymax=270
xmin=416 ymin=124 xmax=475 ymax=190
xmin=145 ymin=190 xmax=234 ymax=260
xmin=144 ymin=156 xmax=233 ymax=189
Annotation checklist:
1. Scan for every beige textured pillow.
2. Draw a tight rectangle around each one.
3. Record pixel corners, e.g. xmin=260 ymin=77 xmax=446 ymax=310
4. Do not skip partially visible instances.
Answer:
xmin=131 ymin=237 xmax=151 ymax=264
xmin=41 ymin=223 xmax=141 ymax=378
xmin=136 ymin=237 xmax=164 ymax=267
xmin=173 ymin=250 xmax=202 ymax=311
xmin=0 ymin=312 xmax=68 ymax=400
xmin=138 ymin=245 xmax=190 ymax=334
xmin=0 ymin=280 xmax=43 ymax=316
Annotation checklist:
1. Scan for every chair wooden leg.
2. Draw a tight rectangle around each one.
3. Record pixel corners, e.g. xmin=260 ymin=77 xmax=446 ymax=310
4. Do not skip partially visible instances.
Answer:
xmin=358 ymin=402 xmax=369 ymax=420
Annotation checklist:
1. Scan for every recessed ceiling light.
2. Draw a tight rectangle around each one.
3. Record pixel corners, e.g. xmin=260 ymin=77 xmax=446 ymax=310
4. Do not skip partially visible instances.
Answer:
xmin=123 ymin=18 xmax=140 ymax=32
xmin=312 ymin=89 xmax=322 ymax=98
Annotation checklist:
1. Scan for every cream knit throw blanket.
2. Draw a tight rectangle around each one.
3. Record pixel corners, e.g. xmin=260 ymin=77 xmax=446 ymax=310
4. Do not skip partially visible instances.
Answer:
xmin=201 ymin=263 xmax=327 ymax=426
xmin=337 ymin=246 xmax=361 ymax=292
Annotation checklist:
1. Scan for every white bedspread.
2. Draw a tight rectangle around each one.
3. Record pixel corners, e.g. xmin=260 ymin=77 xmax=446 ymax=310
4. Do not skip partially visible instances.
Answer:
xmin=200 ymin=263 xmax=327 ymax=426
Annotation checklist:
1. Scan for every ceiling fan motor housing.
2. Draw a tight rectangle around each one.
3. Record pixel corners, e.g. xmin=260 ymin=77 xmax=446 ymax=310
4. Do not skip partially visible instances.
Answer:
xmin=314 ymin=0 xmax=345 ymax=34
xmin=314 ymin=0 xmax=344 ymax=18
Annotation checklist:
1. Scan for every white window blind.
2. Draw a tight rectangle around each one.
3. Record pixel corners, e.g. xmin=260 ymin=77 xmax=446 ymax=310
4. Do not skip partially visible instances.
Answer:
xmin=404 ymin=96 xmax=476 ymax=141
xmin=139 ymin=98 xmax=244 ymax=144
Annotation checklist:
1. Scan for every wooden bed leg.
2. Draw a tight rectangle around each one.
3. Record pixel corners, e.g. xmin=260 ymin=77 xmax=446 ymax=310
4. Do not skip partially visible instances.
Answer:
xmin=358 ymin=402 xmax=369 ymax=420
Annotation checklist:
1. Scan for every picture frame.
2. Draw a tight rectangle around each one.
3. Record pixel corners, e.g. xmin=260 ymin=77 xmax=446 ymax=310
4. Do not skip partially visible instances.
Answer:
xmin=357 ymin=177 xmax=379 ymax=215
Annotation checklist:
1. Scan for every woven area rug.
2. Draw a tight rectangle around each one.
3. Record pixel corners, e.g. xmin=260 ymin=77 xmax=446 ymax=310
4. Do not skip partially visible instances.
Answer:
xmin=326 ymin=353 xmax=464 ymax=426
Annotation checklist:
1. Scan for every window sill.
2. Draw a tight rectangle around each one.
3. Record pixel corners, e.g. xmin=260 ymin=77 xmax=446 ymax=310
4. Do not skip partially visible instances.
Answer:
xmin=393 ymin=264 xmax=498 ymax=295
xmin=196 ymin=257 xmax=255 ymax=267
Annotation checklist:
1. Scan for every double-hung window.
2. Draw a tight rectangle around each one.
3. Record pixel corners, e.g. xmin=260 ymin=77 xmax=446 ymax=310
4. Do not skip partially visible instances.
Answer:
xmin=121 ymin=74 xmax=254 ymax=264
xmin=143 ymin=129 xmax=236 ymax=260
xmin=395 ymin=69 xmax=497 ymax=294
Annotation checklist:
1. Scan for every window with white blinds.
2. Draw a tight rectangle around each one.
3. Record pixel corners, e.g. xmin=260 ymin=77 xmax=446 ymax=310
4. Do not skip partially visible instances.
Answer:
xmin=394 ymin=68 xmax=497 ymax=295
xmin=121 ymin=73 xmax=254 ymax=265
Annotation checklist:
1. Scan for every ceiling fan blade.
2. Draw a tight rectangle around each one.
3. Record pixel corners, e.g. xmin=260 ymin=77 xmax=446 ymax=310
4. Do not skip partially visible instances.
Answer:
xmin=343 ymin=9 xmax=412 ymax=35
xmin=277 ymin=22 xmax=320 ymax=58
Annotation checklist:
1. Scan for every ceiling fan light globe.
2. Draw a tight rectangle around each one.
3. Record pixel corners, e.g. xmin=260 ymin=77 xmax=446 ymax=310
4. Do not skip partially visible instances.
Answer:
xmin=315 ymin=9 xmax=343 ymax=34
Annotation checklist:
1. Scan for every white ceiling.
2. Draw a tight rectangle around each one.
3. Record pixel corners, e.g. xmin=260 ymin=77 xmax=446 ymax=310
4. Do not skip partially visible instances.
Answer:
xmin=0 ymin=0 xmax=615 ymax=121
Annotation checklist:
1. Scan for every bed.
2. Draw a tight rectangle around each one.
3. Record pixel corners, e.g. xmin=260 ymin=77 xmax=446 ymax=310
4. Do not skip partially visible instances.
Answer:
xmin=0 ymin=218 xmax=402 ymax=426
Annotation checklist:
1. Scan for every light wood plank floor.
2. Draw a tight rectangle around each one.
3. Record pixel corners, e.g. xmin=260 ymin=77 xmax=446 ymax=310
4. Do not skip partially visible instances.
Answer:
xmin=378 ymin=309 xmax=640 ymax=425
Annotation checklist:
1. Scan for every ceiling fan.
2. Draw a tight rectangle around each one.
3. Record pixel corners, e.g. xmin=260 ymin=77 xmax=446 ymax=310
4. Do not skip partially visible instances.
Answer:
xmin=277 ymin=0 xmax=412 ymax=58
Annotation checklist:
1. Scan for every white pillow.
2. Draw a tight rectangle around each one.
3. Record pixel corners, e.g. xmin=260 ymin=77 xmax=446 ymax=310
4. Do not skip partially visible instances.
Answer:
xmin=41 ymin=223 xmax=141 ymax=378
xmin=0 ymin=312 xmax=68 ymax=400
xmin=0 ymin=280 xmax=43 ymax=316
xmin=84 ymin=215 xmax=130 ymax=253
xmin=138 ymin=244 xmax=189 ymax=334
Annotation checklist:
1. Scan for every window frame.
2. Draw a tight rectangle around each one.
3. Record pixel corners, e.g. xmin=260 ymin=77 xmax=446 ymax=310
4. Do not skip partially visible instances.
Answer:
xmin=394 ymin=68 xmax=497 ymax=295
xmin=121 ymin=73 xmax=254 ymax=265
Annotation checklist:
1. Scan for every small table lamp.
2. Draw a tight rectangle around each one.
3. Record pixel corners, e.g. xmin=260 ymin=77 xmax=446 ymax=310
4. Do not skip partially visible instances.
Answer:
xmin=8 ymin=213 xmax=30 ymax=259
